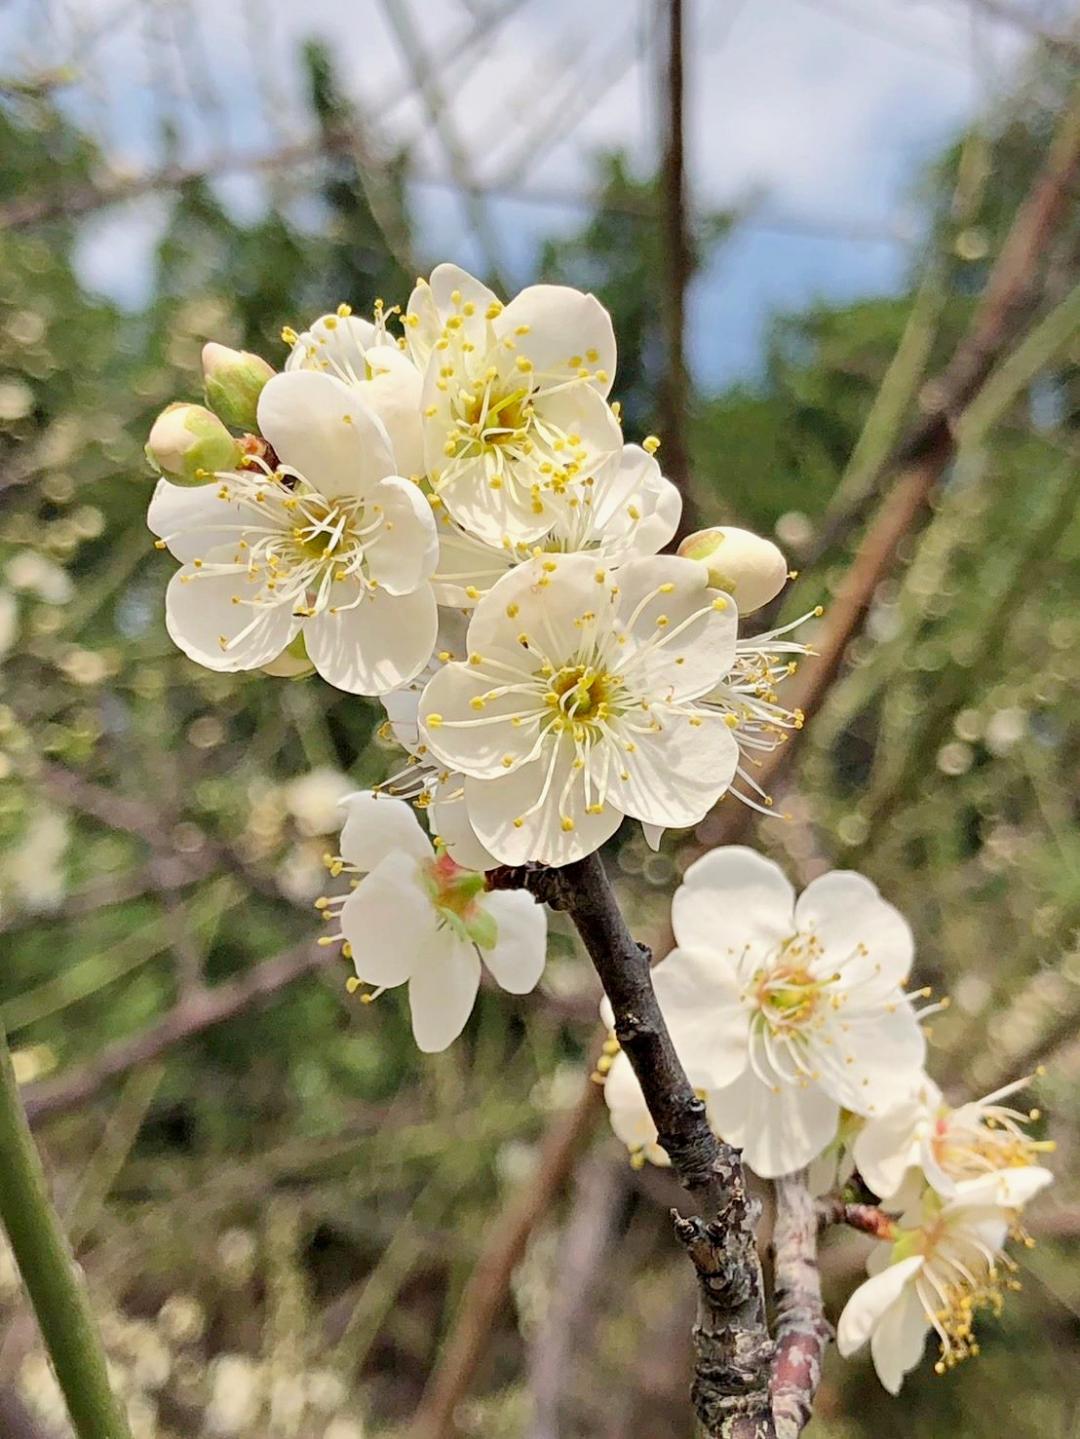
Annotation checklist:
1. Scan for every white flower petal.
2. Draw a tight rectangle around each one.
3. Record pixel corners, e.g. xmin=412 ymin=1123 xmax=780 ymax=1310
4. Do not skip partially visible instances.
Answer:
xmin=147 ymin=478 xmax=249 ymax=563
xmin=306 ymin=583 xmax=437 ymax=696
xmin=836 ymin=1255 xmax=926 ymax=1358
xmin=432 ymin=450 xmax=554 ymax=547
xmin=672 ymin=846 xmax=796 ymax=959
xmin=431 ymin=522 xmax=514 ymax=607
xmin=340 ymin=852 xmax=437 ymax=988
xmin=853 ymin=1096 xmax=928 ymax=1203
xmin=363 ymin=476 xmax=438 ymax=595
xmin=338 ymin=791 xmax=432 ymax=871
xmin=426 ymin=775 xmax=500 ymax=871
xmin=650 ymin=947 xmax=750 ymax=1087
xmin=165 ymin=555 xmax=300 ymax=672
xmin=813 ymin=1006 xmax=926 ymax=1117
xmin=257 ymin=370 xmax=395 ymax=500
xmin=614 ymin=554 xmax=738 ymax=701
xmin=949 ymin=1166 xmax=1054 ymax=1211
xmin=467 ymin=552 xmax=606 ymax=662
xmin=795 ymin=871 xmax=915 ymax=995
xmin=407 ymin=933 xmax=482 ymax=1052
xmin=604 ymin=710 xmax=739 ymax=829
xmin=418 ymin=646 xmax=537 ymax=776
xmin=642 ymin=823 xmax=666 ymax=851
xmin=481 ymin=890 xmax=547 ymax=993
xmin=590 ymin=445 xmax=682 ymax=559
xmin=359 ymin=345 xmax=425 ymax=477
xmin=870 ymin=1287 xmax=930 ymax=1395
xmin=285 ymin=313 xmax=377 ymax=377
xmin=709 ymin=1068 xmax=839 ymax=1178
xmin=497 ymin=284 xmax=616 ymax=395
xmin=604 ymin=1051 xmax=669 ymax=1165
xmin=463 ymin=761 xmax=622 ymax=867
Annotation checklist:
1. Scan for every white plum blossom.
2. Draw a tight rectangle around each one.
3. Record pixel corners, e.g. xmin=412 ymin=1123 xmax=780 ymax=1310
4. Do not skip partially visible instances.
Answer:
xmin=837 ymin=1167 xmax=1053 ymax=1392
xmin=321 ymin=792 xmax=546 ymax=1051
xmin=417 ymin=552 xmax=742 ymax=867
xmin=284 ymin=304 xmax=425 ymax=478
xmin=148 ymin=369 xmax=438 ymax=696
xmin=854 ymin=1073 xmax=1054 ymax=1204
xmin=404 ymin=263 xmax=623 ymax=546
xmin=430 ymin=442 xmax=682 ymax=607
xmin=602 ymin=848 xmax=926 ymax=1178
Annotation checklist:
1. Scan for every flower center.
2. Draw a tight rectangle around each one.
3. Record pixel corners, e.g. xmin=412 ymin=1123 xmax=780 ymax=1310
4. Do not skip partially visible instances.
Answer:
xmin=753 ymin=949 xmax=832 ymax=1033
xmin=547 ymin=663 xmax=615 ymax=725
xmin=457 ymin=384 xmax=532 ymax=453
xmin=422 ymin=852 xmax=495 ymax=949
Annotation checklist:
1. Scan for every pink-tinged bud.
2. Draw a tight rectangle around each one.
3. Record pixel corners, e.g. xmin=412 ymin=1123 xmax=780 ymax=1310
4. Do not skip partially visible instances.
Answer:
xmin=677 ymin=526 xmax=789 ymax=614
xmin=145 ymin=402 xmax=242 ymax=485
xmin=201 ymin=342 xmax=275 ymax=430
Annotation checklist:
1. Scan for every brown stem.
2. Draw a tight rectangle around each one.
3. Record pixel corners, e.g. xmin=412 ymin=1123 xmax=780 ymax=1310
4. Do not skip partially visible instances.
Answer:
xmin=815 ymin=1197 xmax=896 ymax=1241
xmin=494 ymin=856 xmax=780 ymax=1438
xmin=770 ymin=1174 xmax=830 ymax=1439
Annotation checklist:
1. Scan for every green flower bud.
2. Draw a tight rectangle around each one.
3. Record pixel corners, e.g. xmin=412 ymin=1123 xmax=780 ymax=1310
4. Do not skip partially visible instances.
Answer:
xmin=145 ymin=402 xmax=242 ymax=485
xmin=677 ymin=526 xmax=789 ymax=615
xmin=202 ymin=342 xmax=275 ymax=430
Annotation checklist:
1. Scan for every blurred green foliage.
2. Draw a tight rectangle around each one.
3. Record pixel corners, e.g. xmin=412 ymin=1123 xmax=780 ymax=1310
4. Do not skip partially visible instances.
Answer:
xmin=0 ymin=38 xmax=1078 ymax=1439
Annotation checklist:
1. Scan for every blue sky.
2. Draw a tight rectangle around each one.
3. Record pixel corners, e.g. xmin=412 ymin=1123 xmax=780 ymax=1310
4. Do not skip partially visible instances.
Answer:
xmin=1 ymin=0 xmax=1060 ymax=386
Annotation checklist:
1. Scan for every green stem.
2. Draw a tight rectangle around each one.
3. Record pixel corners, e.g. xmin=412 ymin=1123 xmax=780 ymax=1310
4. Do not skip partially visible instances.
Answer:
xmin=0 ymin=1020 xmax=132 ymax=1439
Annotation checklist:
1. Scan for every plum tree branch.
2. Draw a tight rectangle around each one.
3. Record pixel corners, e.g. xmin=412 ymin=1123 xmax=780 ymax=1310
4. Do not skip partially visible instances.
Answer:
xmin=490 ymin=856 xmax=823 ymax=1439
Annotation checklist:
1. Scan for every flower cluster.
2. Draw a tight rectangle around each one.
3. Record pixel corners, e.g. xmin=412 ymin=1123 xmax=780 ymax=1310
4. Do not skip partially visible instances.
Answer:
xmin=601 ymin=846 xmax=1054 ymax=1393
xmin=145 ymin=264 xmax=808 ymax=868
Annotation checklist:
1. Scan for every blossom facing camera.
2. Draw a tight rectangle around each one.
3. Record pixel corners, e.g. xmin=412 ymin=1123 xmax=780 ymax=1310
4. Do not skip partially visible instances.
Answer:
xmin=837 ymin=1167 xmax=1053 ymax=1393
xmin=202 ymin=343 xmax=275 ymax=431
xmin=602 ymin=847 xmax=927 ymax=1178
xmin=146 ymin=402 xmax=243 ymax=485
xmin=147 ymin=369 xmax=439 ymax=694
xmin=677 ymin=526 xmax=789 ymax=615
xmin=418 ymin=552 xmax=741 ymax=867
xmin=404 ymin=263 xmax=623 ymax=546
xmin=320 ymin=792 xmax=547 ymax=1052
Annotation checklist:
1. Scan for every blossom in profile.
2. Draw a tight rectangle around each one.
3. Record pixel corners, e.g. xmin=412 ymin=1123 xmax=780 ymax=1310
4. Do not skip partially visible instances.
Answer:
xmin=321 ymin=792 xmax=546 ymax=1052
xmin=854 ymin=1073 xmax=1055 ymax=1203
xmin=601 ymin=848 xmax=926 ymax=1178
xmin=418 ymin=552 xmax=741 ymax=866
xmin=148 ymin=369 xmax=438 ymax=695
xmin=837 ymin=1167 xmax=1053 ymax=1392
xmin=404 ymin=263 xmax=622 ymax=546
xmin=430 ymin=442 xmax=682 ymax=608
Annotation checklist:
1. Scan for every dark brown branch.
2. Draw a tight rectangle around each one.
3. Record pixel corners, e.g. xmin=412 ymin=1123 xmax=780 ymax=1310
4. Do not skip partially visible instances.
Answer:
xmin=22 ymin=941 xmax=325 ymax=1125
xmin=494 ymin=855 xmax=778 ymax=1438
xmin=770 ymin=1174 xmax=830 ymax=1439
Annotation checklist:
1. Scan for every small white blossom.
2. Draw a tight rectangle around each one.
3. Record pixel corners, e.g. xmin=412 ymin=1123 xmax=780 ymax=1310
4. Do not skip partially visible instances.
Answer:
xmin=322 ymin=792 xmax=547 ymax=1051
xmin=854 ymin=1073 xmax=1055 ymax=1204
xmin=430 ymin=443 xmax=682 ymax=607
xmin=148 ymin=370 xmax=438 ymax=695
xmin=837 ymin=1168 xmax=1053 ymax=1392
xmin=285 ymin=304 xmax=425 ymax=477
xmin=404 ymin=263 xmax=622 ymax=545
xmin=417 ymin=553 xmax=741 ymax=866
xmin=602 ymin=848 xmax=926 ymax=1178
